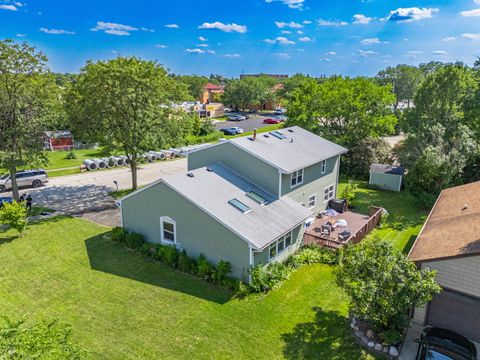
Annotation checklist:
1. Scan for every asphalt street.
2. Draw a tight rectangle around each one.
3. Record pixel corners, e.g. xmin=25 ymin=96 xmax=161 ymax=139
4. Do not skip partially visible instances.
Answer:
xmin=215 ymin=112 xmax=280 ymax=132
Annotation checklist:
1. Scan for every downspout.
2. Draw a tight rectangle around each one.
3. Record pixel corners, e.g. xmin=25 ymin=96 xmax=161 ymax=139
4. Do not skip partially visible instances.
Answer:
xmin=278 ymin=169 xmax=282 ymax=198
xmin=335 ymin=155 xmax=341 ymax=198
xmin=248 ymin=246 xmax=254 ymax=283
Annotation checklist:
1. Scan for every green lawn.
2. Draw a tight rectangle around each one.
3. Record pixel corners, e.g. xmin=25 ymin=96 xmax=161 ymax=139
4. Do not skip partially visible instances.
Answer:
xmin=0 ymin=217 xmax=375 ymax=360
xmin=337 ymin=180 xmax=427 ymax=253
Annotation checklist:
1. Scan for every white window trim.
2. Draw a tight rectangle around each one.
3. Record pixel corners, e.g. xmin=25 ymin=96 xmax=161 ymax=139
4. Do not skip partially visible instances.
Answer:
xmin=308 ymin=194 xmax=316 ymax=210
xmin=268 ymin=230 xmax=294 ymax=261
xmin=323 ymin=184 xmax=335 ymax=203
xmin=321 ymin=160 xmax=327 ymax=175
xmin=290 ymin=169 xmax=304 ymax=188
xmin=160 ymin=216 xmax=177 ymax=245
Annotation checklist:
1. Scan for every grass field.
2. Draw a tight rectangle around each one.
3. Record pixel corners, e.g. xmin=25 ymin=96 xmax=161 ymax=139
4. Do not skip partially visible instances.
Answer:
xmin=0 ymin=217 xmax=376 ymax=360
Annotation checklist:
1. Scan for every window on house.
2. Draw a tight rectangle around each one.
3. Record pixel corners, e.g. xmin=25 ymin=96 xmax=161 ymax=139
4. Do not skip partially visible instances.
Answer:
xmin=277 ymin=238 xmax=285 ymax=253
xmin=246 ymin=191 xmax=266 ymax=205
xmin=308 ymin=194 xmax=316 ymax=209
xmin=324 ymin=185 xmax=335 ymax=202
xmin=268 ymin=230 xmax=294 ymax=260
xmin=269 ymin=243 xmax=277 ymax=259
xmin=285 ymin=231 xmax=292 ymax=247
xmin=228 ymin=198 xmax=251 ymax=213
xmin=321 ymin=160 xmax=327 ymax=174
xmin=290 ymin=169 xmax=304 ymax=187
xmin=160 ymin=217 xmax=176 ymax=244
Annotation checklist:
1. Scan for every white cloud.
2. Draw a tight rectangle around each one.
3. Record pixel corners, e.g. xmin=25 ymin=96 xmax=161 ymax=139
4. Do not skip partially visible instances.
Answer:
xmin=299 ymin=36 xmax=313 ymax=42
xmin=0 ymin=4 xmax=17 ymax=10
xmin=297 ymin=30 xmax=303 ymax=34
xmin=320 ymin=57 xmax=331 ymax=62
xmin=275 ymin=21 xmax=304 ymax=29
xmin=303 ymin=20 xmax=312 ymax=24
xmin=360 ymin=37 xmax=381 ymax=45
xmin=432 ymin=50 xmax=447 ymax=56
xmin=222 ymin=53 xmax=241 ymax=58
xmin=196 ymin=43 xmax=209 ymax=47
xmin=358 ymin=50 xmax=377 ymax=57
xmin=387 ymin=7 xmax=439 ymax=22
xmin=165 ymin=24 xmax=179 ymax=28
xmin=405 ymin=50 xmax=424 ymax=58
xmin=353 ymin=14 xmax=373 ymax=24
xmin=326 ymin=51 xmax=336 ymax=56
xmin=40 ymin=28 xmax=75 ymax=35
xmin=317 ymin=19 xmax=348 ymax=26
xmin=460 ymin=8 xmax=480 ymax=16
xmin=206 ymin=50 xmax=216 ymax=54
xmin=263 ymin=36 xmax=295 ymax=45
xmin=273 ymin=52 xmax=291 ymax=59
xmin=13 ymin=1 xmax=25 ymax=6
xmin=91 ymin=21 xmax=138 ymax=36
xmin=475 ymin=0 xmax=480 ymax=4
xmin=442 ymin=36 xmax=456 ymax=42
xmin=16 ymin=33 xmax=26 ymax=37
xmin=265 ymin=0 xmax=304 ymax=10
xmin=140 ymin=27 xmax=155 ymax=32
xmin=198 ymin=36 xmax=207 ymax=41
xmin=462 ymin=33 xmax=480 ymax=40
xmin=198 ymin=22 xmax=247 ymax=33
xmin=186 ymin=48 xmax=205 ymax=54
xmin=154 ymin=44 xmax=168 ymax=48
xmin=281 ymin=30 xmax=292 ymax=34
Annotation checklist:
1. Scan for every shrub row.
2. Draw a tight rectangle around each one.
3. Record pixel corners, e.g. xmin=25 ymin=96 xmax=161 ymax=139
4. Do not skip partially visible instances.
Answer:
xmin=110 ymin=227 xmax=236 ymax=291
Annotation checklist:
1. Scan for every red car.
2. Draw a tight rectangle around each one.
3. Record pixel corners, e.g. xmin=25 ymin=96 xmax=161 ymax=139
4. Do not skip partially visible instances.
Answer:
xmin=263 ymin=118 xmax=281 ymax=124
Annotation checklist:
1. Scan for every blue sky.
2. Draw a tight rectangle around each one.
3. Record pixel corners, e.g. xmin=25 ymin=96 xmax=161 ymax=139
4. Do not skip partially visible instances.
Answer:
xmin=0 ymin=0 xmax=479 ymax=77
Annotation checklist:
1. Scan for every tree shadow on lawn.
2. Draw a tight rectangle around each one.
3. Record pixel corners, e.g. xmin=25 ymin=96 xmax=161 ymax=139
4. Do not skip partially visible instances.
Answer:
xmin=85 ymin=232 xmax=232 ymax=305
xmin=282 ymin=307 xmax=374 ymax=360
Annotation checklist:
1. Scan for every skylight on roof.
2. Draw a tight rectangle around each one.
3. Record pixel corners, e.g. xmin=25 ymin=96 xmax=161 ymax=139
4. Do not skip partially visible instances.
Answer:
xmin=269 ymin=131 xmax=287 ymax=140
xmin=246 ymin=191 xmax=267 ymax=205
xmin=228 ymin=198 xmax=251 ymax=213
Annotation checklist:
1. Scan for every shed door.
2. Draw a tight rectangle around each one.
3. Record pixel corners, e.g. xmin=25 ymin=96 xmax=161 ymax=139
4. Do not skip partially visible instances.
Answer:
xmin=426 ymin=289 xmax=480 ymax=342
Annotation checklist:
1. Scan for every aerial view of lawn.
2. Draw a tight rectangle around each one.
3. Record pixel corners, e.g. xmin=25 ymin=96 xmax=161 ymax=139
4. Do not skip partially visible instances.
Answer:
xmin=0 ymin=217 xmax=375 ymax=360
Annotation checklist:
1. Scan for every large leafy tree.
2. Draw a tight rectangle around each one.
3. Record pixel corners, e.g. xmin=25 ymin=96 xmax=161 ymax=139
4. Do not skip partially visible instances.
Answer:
xmin=67 ymin=57 xmax=190 ymax=190
xmin=335 ymin=237 xmax=440 ymax=341
xmin=375 ymin=64 xmax=422 ymax=108
xmin=174 ymin=75 xmax=208 ymax=101
xmin=0 ymin=40 xmax=58 ymax=200
xmin=221 ymin=76 xmax=276 ymax=111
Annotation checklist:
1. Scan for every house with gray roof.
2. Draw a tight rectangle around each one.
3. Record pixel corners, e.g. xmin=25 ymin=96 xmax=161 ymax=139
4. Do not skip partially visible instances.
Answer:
xmin=120 ymin=126 xmax=348 ymax=280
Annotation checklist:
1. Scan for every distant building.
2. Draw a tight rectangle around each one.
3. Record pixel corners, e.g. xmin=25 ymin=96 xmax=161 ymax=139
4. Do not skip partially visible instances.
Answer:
xmin=44 ymin=131 xmax=74 ymax=151
xmin=201 ymin=83 xmax=225 ymax=104
xmin=240 ymin=74 xmax=289 ymax=80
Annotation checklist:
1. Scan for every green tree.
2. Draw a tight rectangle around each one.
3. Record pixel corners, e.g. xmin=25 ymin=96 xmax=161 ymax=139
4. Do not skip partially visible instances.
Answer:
xmin=176 ymin=75 xmax=208 ymax=101
xmin=222 ymin=76 xmax=275 ymax=111
xmin=375 ymin=64 xmax=422 ymax=108
xmin=0 ymin=40 xmax=58 ymax=200
xmin=0 ymin=201 xmax=28 ymax=236
xmin=67 ymin=57 xmax=190 ymax=190
xmin=335 ymin=237 xmax=441 ymax=341
xmin=0 ymin=315 xmax=81 ymax=359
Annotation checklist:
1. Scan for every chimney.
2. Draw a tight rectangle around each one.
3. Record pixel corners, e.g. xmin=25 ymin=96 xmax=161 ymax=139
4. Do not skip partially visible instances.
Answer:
xmin=253 ymin=128 xmax=257 ymax=141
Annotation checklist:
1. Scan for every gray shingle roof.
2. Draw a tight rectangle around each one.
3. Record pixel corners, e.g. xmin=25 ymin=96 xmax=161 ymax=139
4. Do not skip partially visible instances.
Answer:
xmin=229 ymin=126 xmax=348 ymax=173
xmin=162 ymin=163 xmax=312 ymax=250
xmin=369 ymin=163 xmax=405 ymax=176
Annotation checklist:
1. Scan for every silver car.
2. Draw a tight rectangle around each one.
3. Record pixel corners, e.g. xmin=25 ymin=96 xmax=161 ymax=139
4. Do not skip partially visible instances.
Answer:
xmin=0 ymin=169 xmax=48 ymax=192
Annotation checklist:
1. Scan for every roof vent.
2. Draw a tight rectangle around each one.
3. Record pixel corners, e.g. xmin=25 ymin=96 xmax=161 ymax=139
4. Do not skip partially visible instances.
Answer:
xmin=263 ymin=134 xmax=270 ymax=138
xmin=187 ymin=172 xmax=194 ymax=178
xmin=206 ymin=167 xmax=213 ymax=172
xmin=288 ymin=129 xmax=294 ymax=133
xmin=290 ymin=138 xmax=294 ymax=143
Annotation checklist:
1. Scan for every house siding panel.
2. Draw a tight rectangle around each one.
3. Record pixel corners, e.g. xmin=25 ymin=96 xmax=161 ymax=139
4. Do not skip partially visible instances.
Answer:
xmin=121 ymin=182 xmax=250 ymax=280
xmin=281 ymin=156 xmax=340 ymax=214
xmin=369 ymin=173 xmax=401 ymax=192
xmin=188 ymin=142 xmax=279 ymax=196
xmin=253 ymin=224 xmax=304 ymax=266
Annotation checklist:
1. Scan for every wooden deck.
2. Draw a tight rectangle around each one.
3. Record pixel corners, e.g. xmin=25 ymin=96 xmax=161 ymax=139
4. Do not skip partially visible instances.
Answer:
xmin=303 ymin=206 xmax=383 ymax=249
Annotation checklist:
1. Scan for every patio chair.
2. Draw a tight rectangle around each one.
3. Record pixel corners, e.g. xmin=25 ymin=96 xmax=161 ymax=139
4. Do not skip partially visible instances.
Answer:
xmin=321 ymin=223 xmax=332 ymax=236
xmin=338 ymin=230 xmax=352 ymax=242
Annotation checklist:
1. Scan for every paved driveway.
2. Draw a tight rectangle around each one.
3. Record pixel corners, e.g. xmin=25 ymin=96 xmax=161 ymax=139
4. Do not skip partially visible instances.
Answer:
xmin=6 ymin=159 xmax=187 ymax=215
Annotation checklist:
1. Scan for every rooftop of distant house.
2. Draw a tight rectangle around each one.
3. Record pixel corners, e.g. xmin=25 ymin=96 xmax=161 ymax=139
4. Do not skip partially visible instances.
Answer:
xmin=409 ymin=181 xmax=480 ymax=263
xmin=203 ymin=83 xmax=225 ymax=91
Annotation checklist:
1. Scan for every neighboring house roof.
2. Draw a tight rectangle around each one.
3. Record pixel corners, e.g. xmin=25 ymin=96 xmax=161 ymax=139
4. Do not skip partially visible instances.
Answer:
xmin=204 ymin=83 xmax=224 ymax=91
xmin=160 ymin=163 xmax=312 ymax=250
xmin=229 ymin=126 xmax=348 ymax=173
xmin=409 ymin=181 xmax=480 ymax=263
xmin=370 ymin=163 xmax=405 ymax=176
xmin=44 ymin=130 xmax=73 ymax=138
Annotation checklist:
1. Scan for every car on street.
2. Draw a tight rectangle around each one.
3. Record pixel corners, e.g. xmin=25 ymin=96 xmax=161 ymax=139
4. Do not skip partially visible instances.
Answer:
xmin=0 ymin=169 xmax=48 ymax=192
xmin=415 ymin=327 xmax=477 ymax=360
xmin=274 ymin=115 xmax=287 ymax=121
xmin=219 ymin=127 xmax=244 ymax=135
xmin=263 ymin=118 xmax=282 ymax=124
xmin=0 ymin=197 xmax=13 ymax=207
xmin=275 ymin=108 xmax=286 ymax=115
xmin=228 ymin=115 xmax=247 ymax=121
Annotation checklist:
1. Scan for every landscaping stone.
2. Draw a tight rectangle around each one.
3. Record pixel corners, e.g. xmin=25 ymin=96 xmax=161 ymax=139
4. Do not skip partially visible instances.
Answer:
xmin=366 ymin=329 xmax=374 ymax=338
xmin=383 ymin=346 xmax=389 ymax=353
xmin=354 ymin=325 xmax=359 ymax=331
xmin=361 ymin=336 xmax=369 ymax=344
xmin=367 ymin=341 xmax=375 ymax=348
xmin=389 ymin=346 xmax=399 ymax=357
xmin=355 ymin=330 xmax=364 ymax=338
xmin=374 ymin=343 xmax=383 ymax=351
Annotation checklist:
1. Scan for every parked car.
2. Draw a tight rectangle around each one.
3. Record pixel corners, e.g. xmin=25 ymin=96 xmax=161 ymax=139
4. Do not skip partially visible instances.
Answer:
xmin=274 ymin=115 xmax=287 ymax=121
xmin=275 ymin=108 xmax=286 ymax=115
xmin=219 ymin=127 xmax=244 ymax=135
xmin=228 ymin=115 xmax=246 ymax=121
xmin=0 ymin=169 xmax=48 ymax=192
xmin=263 ymin=118 xmax=282 ymax=124
xmin=416 ymin=327 xmax=477 ymax=360
xmin=0 ymin=197 xmax=13 ymax=207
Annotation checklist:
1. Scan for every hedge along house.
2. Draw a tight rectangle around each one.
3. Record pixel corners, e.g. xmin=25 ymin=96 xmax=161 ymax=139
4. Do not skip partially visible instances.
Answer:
xmin=369 ymin=164 xmax=405 ymax=192
xmin=120 ymin=126 xmax=348 ymax=280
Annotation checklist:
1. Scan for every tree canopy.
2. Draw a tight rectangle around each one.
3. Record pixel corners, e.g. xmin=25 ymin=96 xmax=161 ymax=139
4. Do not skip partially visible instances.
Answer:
xmin=221 ymin=76 xmax=276 ymax=111
xmin=375 ymin=64 xmax=422 ymax=108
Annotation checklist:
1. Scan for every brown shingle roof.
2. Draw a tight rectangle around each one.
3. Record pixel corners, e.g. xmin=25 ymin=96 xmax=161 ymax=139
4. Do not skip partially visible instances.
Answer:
xmin=409 ymin=181 xmax=480 ymax=263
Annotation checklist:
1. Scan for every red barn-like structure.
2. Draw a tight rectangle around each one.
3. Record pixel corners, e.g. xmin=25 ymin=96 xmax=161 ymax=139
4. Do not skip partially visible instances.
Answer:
xmin=44 ymin=131 xmax=74 ymax=151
